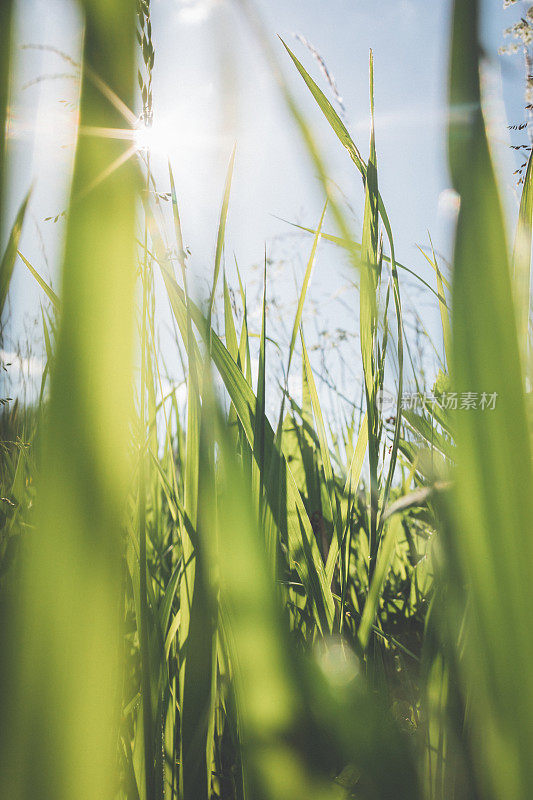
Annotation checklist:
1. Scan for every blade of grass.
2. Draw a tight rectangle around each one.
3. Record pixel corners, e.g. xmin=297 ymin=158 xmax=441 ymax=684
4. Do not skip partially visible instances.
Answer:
xmin=253 ymin=256 xmax=267 ymax=522
xmin=208 ymin=146 xmax=236 ymax=336
xmin=325 ymin=412 xmax=368 ymax=588
xmin=17 ymin=251 xmax=60 ymax=310
xmin=278 ymin=218 xmax=449 ymax=307
xmin=0 ymin=194 xmax=31 ymax=321
xmin=301 ymin=328 xmax=342 ymax=577
xmin=0 ymin=3 xmax=138 ymax=799
xmin=446 ymin=2 xmax=533 ymax=797
xmin=287 ymin=201 xmax=327 ymax=375
xmin=416 ymin=240 xmax=451 ymax=366
xmin=223 ymin=270 xmax=239 ymax=362
xmin=201 ymin=378 xmax=339 ymax=800
xmin=357 ymin=516 xmax=401 ymax=651
xmin=0 ymin=0 xmax=12 ymax=231
xmin=512 ymin=148 xmax=533 ymax=368
xmin=359 ymin=52 xmax=380 ymax=584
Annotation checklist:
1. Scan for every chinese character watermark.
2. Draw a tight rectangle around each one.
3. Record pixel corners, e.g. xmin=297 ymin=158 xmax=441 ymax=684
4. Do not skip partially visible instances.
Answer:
xmin=378 ymin=389 xmax=498 ymax=415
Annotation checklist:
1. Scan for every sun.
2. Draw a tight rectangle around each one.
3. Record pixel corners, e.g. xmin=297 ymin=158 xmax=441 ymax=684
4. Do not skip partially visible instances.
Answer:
xmin=134 ymin=118 xmax=175 ymax=156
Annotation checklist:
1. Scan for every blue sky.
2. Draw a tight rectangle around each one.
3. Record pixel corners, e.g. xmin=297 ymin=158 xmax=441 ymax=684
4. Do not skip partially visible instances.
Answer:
xmin=3 ymin=0 xmax=531 ymax=404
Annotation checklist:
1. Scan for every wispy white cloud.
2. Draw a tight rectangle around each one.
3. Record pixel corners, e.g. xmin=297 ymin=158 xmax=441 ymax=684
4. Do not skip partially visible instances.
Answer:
xmin=1 ymin=351 xmax=44 ymax=379
xmin=176 ymin=0 xmax=221 ymax=25
xmin=437 ymin=188 xmax=461 ymax=220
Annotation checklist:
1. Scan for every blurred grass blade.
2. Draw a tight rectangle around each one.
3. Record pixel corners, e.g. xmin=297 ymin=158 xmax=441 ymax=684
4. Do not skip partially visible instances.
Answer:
xmin=179 ymin=301 xmax=201 ymax=800
xmin=202 ymin=380 xmax=337 ymax=800
xmin=512 ymin=148 xmax=533 ymax=367
xmin=447 ymin=1 xmax=533 ymax=798
xmin=165 ymin=159 xmax=206 ymax=800
xmin=0 ymin=2 xmax=138 ymax=800
xmin=180 ymin=375 xmax=216 ymax=800
xmin=0 ymin=0 xmax=12 ymax=230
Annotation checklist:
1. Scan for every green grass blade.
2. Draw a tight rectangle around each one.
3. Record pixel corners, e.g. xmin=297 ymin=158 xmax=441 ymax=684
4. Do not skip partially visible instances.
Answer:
xmin=202 ymin=382 xmax=339 ymax=800
xmin=280 ymin=39 xmax=365 ymax=175
xmin=252 ymin=258 xmax=267 ymax=519
xmin=359 ymin=52 xmax=380 ymax=579
xmin=324 ymin=412 xmax=368 ymax=585
xmin=416 ymin=240 xmax=452 ymax=365
xmin=0 ymin=194 xmax=31 ymax=321
xmin=281 ymin=39 xmax=396 ymax=253
xmin=343 ymin=412 xmax=369 ymax=500
xmin=180 ymin=380 xmax=216 ymax=800
xmin=287 ymin=201 xmax=327 ymax=374
xmin=208 ymin=145 xmax=236 ymax=334
xmin=0 ymin=3 xmax=138 ymax=799
xmin=223 ymin=270 xmax=239 ymax=361
xmin=168 ymin=159 xmax=187 ymax=282
xmin=512 ymin=148 xmax=533 ymax=367
xmin=447 ymin=2 xmax=533 ymax=797
xmin=0 ymin=0 xmax=12 ymax=231
xmin=357 ymin=516 xmax=401 ymax=651
xmin=17 ymin=250 xmax=60 ymax=310
xmin=279 ymin=218 xmax=449 ymax=307
xmin=282 ymin=42 xmax=405 ymax=546
xmin=300 ymin=329 xmax=341 ymax=573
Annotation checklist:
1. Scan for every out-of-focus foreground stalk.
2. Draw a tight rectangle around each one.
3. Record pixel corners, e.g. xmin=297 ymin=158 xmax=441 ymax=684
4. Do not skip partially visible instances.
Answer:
xmin=0 ymin=0 xmax=13 ymax=333
xmin=0 ymin=0 xmax=137 ymax=797
xmin=0 ymin=0 xmax=12 ymax=225
xmin=447 ymin=1 xmax=533 ymax=798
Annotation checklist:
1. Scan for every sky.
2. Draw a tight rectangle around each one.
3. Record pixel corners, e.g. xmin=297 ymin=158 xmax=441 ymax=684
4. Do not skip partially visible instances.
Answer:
xmin=2 ymin=0 xmax=531 ymax=408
